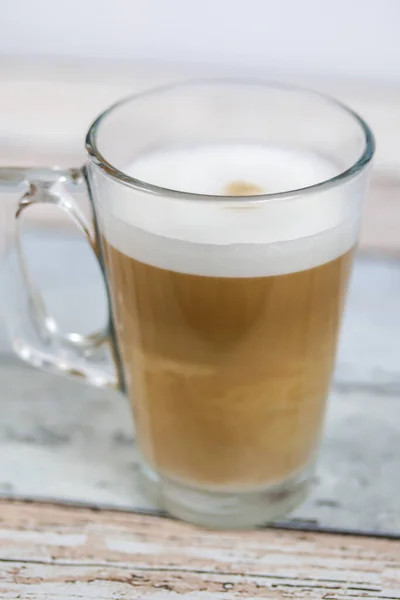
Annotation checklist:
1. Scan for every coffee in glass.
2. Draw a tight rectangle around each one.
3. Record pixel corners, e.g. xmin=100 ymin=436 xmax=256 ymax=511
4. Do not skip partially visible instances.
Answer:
xmin=1 ymin=82 xmax=374 ymax=528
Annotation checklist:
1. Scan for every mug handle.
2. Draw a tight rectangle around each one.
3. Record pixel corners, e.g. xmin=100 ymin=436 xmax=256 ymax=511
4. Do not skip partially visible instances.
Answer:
xmin=0 ymin=166 xmax=120 ymax=390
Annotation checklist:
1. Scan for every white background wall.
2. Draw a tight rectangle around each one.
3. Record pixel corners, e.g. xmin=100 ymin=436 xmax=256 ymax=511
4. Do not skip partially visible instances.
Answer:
xmin=1 ymin=0 xmax=399 ymax=82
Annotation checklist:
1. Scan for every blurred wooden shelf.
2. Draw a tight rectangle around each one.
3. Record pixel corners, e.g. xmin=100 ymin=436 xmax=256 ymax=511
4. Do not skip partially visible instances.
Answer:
xmin=0 ymin=57 xmax=399 ymax=254
xmin=362 ymin=172 xmax=400 ymax=255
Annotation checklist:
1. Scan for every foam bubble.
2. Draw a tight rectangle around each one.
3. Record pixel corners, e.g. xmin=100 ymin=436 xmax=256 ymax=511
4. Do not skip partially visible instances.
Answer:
xmin=101 ymin=144 xmax=358 ymax=277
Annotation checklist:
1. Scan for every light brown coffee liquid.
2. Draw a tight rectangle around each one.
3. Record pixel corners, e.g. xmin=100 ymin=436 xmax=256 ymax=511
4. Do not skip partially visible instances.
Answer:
xmin=103 ymin=241 xmax=353 ymax=491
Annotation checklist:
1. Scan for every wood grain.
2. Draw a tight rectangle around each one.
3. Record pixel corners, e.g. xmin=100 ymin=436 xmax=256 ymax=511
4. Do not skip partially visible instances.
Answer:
xmin=0 ymin=499 xmax=398 ymax=598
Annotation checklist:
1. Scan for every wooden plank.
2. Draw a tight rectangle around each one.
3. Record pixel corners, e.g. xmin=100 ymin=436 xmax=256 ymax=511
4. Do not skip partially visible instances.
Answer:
xmin=0 ymin=499 xmax=398 ymax=599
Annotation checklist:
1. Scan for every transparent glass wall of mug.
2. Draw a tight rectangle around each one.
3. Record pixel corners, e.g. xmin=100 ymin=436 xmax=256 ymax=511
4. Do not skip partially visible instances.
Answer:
xmin=0 ymin=168 xmax=117 ymax=388
xmin=86 ymin=82 xmax=373 ymax=528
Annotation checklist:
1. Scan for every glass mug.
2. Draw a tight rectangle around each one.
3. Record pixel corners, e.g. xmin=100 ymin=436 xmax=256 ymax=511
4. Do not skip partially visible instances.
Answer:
xmin=0 ymin=81 xmax=374 ymax=528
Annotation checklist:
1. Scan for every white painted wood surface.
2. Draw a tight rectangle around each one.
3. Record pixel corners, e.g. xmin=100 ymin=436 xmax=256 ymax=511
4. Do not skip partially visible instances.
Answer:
xmin=0 ymin=63 xmax=399 ymax=600
xmin=0 ymin=499 xmax=398 ymax=599
xmin=0 ymin=232 xmax=399 ymax=535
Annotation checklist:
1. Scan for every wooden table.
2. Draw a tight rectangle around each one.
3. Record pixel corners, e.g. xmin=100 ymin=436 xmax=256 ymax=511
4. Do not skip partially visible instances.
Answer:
xmin=0 ymin=59 xmax=400 ymax=597
xmin=0 ymin=499 xmax=399 ymax=599
xmin=0 ymin=233 xmax=399 ymax=599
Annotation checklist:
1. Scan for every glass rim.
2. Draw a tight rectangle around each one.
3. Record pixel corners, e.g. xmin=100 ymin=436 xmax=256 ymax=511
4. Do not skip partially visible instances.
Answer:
xmin=85 ymin=78 xmax=375 ymax=203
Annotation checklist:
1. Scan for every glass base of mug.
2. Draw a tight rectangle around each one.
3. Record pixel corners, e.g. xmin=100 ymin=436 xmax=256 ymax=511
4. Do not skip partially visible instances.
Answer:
xmin=138 ymin=460 xmax=313 ymax=529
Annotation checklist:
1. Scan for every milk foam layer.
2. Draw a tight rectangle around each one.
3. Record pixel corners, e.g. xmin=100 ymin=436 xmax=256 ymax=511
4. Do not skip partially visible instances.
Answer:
xmin=129 ymin=144 xmax=337 ymax=196
xmin=101 ymin=144 xmax=358 ymax=277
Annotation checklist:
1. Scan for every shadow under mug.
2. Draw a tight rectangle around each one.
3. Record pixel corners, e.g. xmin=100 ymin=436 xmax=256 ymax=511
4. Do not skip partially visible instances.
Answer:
xmin=0 ymin=80 xmax=374 ymax=528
